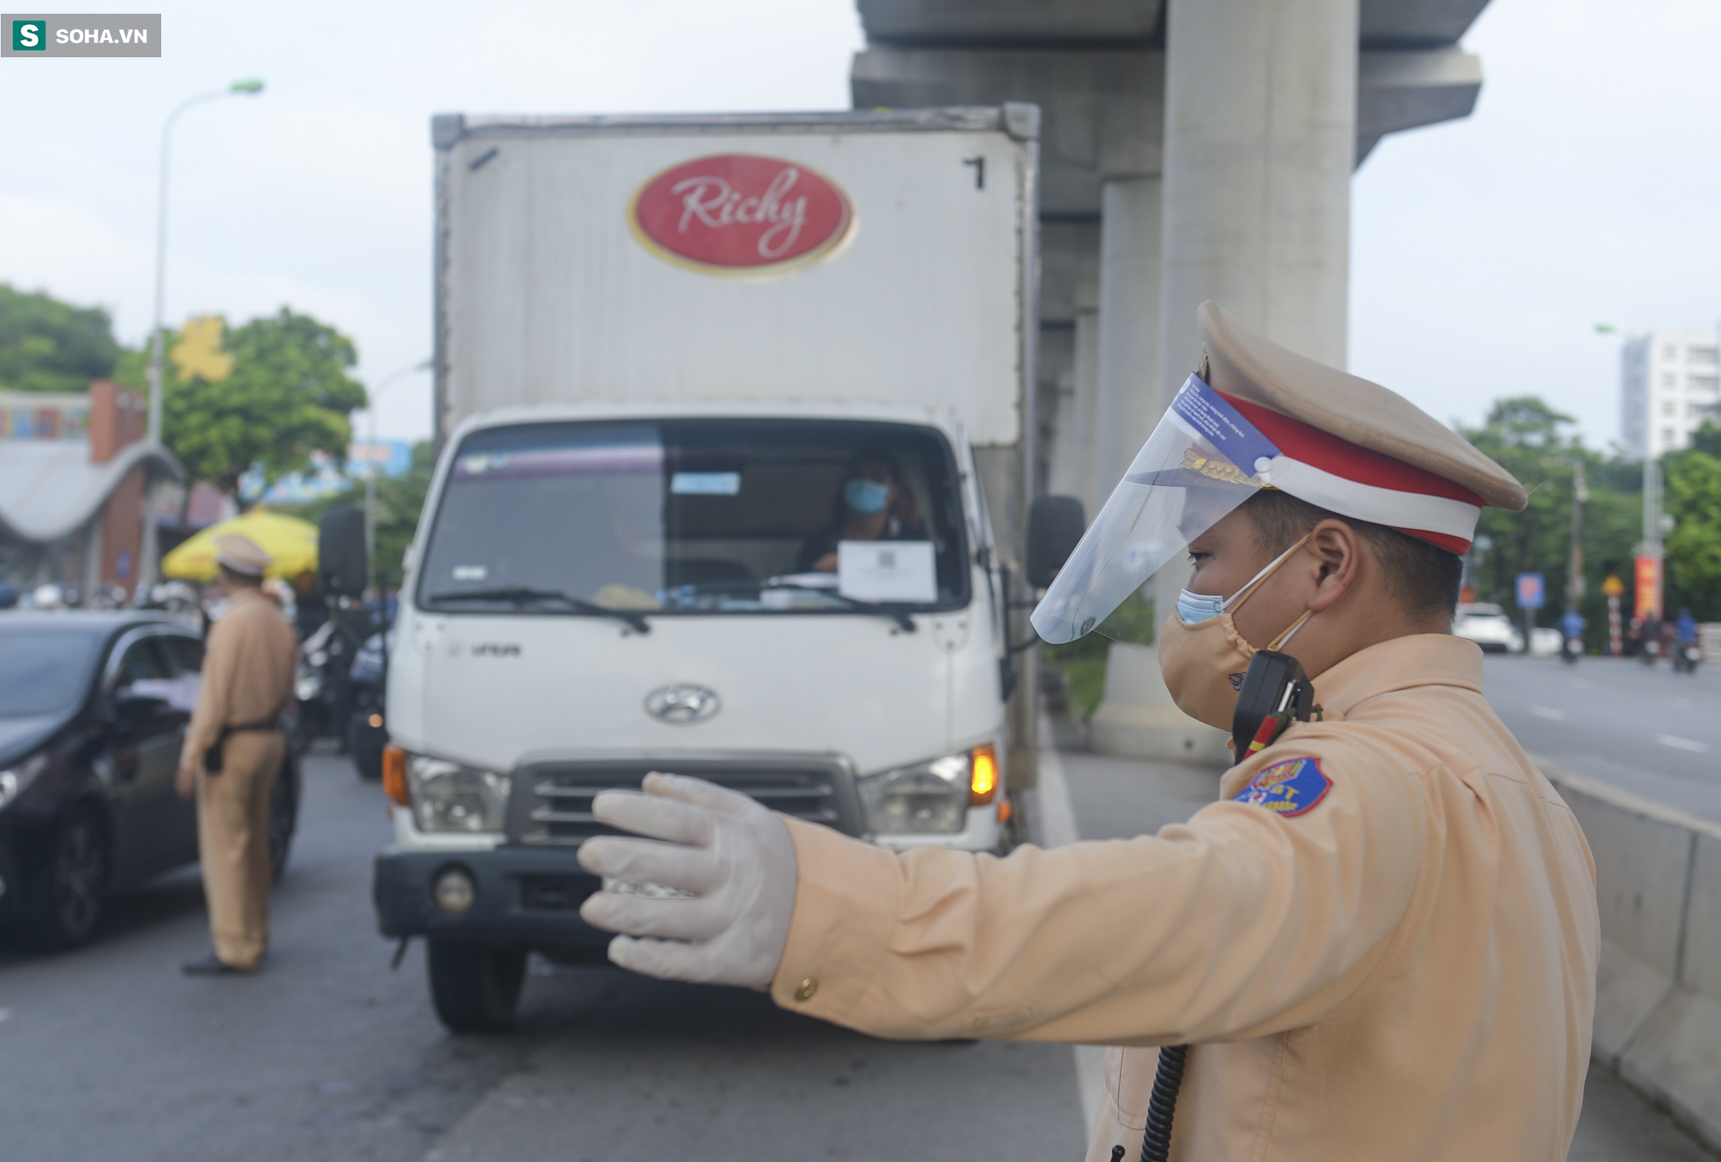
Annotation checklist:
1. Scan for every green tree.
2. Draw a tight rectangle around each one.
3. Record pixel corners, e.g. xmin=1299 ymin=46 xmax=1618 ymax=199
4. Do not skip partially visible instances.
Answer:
xmin=1688 ymin=421 xmax=1721 ymax=460
xmin=0 ymin=284 xmax=121 ymax=393
xmin=120 ymin=308 xmax=368 ymax=504
xmin=1663 ymin=443 xmax=1721 ymax=619
xmin=279 ymin=441 xmax=435 ymax=592
xmin=1464 ymin=397 xmax=1581 ymax=613
xmin=1462 ymin=396 xmax=1640 ymax=651
xmin=1573 ymin=462 xmax=1642 ymax=650
xmin=372 ymin=441 xmax=435 ymax=589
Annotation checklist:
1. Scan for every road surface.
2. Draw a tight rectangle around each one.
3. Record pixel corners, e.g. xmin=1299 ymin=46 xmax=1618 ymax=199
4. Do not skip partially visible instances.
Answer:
xmin=0 ymin=721 xmax=1712 ymax=1160
xmin=0 ymin=747 xmax=1083 ymax=1162
xmin=1482 ymin=653 xmax=1721 ymax=823
xmin=1044 ymin=738 xmax=1716 ymax=1162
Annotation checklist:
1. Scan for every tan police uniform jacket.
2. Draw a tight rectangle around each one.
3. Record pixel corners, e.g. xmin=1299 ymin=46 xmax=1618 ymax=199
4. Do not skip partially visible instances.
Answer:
xmin=768 ymin=633 xmax=1599 ymax=1162
xmin=181 ymin=587 xmax=298 ymax=772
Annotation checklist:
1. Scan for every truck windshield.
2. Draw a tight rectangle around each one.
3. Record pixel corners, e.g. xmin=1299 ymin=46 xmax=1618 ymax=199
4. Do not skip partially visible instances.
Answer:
xmin=417 ymin=419 xmax=970 ymax=618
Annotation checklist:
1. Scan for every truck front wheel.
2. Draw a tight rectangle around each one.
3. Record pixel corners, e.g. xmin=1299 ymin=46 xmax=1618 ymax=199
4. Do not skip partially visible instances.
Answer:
xmin=427 ymin=939 xmax=527 ymax=1033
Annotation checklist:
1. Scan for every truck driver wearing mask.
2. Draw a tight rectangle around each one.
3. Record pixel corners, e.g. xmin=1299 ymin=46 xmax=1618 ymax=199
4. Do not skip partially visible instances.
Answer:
xmin=796 ymin=449 xmax=927 ymax=574
xmin=573 ymin=302 xmax=1600 ymax=1162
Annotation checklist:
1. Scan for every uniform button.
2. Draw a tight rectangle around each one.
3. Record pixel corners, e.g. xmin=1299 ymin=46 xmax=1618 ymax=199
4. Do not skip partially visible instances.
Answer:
xmin=795 ymin=977 xmax=819 ymax=1002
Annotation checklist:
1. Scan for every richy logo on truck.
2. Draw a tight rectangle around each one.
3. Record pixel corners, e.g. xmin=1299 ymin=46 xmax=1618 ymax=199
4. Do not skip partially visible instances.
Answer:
xmin=628 ymin=153 xmax=855 ymax=278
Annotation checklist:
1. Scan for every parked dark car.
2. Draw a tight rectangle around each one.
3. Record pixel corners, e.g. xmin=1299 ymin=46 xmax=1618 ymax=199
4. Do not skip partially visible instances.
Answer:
xmin=0 ymin=612 xmax=300 ymax=948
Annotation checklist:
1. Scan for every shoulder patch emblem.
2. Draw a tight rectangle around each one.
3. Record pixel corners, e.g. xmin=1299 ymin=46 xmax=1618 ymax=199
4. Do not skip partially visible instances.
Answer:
xmin=1232 ymin=756 xmax=1331 ymax=818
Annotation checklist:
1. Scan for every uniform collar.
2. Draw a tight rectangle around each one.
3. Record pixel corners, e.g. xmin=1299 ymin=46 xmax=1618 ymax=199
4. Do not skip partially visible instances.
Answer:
xmin=1306 ymin=633 xmax=1483 ymax=722
xmin=226 ymin=585 xmax=267 ymax=606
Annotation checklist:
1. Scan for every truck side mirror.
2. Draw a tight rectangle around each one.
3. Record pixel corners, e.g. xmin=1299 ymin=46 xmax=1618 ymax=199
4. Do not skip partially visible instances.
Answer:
xmin=1026 ymin=495 xmax=1085 ymax=589
xmin=318 ymin=504 xmax=369 ymax=599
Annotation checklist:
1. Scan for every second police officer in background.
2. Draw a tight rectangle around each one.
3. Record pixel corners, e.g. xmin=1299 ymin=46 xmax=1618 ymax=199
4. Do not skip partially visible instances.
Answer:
xmin=575 ymin=303 xmax=1600 ymax=1162
xmin=177 ymin=534 xmax=299 ymax=976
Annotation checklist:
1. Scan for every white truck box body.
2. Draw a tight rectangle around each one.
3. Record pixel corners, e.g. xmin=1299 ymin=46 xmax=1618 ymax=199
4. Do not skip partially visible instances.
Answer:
xmin=435 ymin=108 xmax=1035 ymax=445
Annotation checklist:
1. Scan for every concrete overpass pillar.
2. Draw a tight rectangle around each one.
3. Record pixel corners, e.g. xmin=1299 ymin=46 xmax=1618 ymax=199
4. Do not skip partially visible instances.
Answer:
xmin=1089 ymin=0 xmax=1359 ymax=766
xmin=1155 ymin=0 xmax=1357 ymax=668
xmin=1072 ymin=305 xmax=1102 ymax=515
xmin=1157 ymin=0 xmax=1358 ymax=382
xmin=1095 ymin=176 xmax=1162 ymax=494
xmin=1048 ymin=302 xmax=1102 ymax=519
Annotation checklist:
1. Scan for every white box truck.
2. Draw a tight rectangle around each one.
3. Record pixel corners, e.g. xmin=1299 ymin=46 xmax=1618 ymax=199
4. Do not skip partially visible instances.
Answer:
xmin=372 ymin=106 xmax=1081 ymax=1031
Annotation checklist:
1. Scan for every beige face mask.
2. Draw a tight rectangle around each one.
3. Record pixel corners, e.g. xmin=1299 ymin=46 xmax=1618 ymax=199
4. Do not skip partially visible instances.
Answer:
xmin=1158 ymin=536 xmax=1314 ymax=730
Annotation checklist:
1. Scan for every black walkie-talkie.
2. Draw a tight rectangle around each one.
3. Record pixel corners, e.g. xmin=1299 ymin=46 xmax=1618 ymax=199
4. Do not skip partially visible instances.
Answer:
xmin=1130 ymin=649 xmax=1317 ymax=1162
xmin=1230 ymin=649 xmax=1316 ymax=757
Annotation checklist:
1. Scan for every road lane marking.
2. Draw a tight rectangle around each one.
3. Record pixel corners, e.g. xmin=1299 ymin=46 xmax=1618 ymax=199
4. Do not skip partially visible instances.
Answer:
xmin=0 ymin=1008 xmax=10 ymax=1024
xmin=1655 ymin=734 xmax=1710 ymax=753
xmin=1037 ymin=730 xmax=1102 ymax=1140
xmin=1035 ymin=738 xmax=1081 ymax=849
xmin=1532 ymin=706 xmax=1568 ymax=721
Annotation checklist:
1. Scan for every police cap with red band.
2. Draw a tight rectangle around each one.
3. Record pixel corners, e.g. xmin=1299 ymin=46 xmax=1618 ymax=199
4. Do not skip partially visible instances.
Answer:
xmin=1198 ymin=301 xmax=1526 ymax=555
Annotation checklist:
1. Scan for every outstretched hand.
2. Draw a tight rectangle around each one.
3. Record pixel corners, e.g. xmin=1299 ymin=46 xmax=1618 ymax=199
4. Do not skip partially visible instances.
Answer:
xmin=577 ymin=773 xmax=797 ymax=988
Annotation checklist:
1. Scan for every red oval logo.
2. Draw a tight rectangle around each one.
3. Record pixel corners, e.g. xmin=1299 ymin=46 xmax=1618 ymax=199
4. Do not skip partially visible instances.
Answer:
xmin=628 ymin=153 xmax=856 ymax=277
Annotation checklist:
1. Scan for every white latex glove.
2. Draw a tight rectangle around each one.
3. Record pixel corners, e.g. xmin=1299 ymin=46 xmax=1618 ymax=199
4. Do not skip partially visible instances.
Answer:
xmin=576 ymin=772 xmax=797 ymax=988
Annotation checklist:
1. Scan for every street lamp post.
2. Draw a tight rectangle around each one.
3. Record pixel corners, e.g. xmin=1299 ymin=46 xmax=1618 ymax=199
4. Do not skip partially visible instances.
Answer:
xmin=362 ymin=360 xmax=432 ymax=587
xmin=136 ymin=78 xmax=264 ymax=601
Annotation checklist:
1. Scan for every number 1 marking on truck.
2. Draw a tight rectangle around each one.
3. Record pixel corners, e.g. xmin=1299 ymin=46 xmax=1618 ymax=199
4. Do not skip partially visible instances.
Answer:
xmin=963 ymin=156 xmax=985 ymax=190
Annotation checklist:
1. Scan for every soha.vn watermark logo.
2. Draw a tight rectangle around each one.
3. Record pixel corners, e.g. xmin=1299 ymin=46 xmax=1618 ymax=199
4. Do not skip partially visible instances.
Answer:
xmin=3 ymin=14 xmax=161 ymax=57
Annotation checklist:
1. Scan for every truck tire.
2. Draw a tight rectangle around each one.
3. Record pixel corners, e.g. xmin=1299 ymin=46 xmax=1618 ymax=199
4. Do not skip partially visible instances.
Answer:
xmin=427 ymin=940 xmax=527 ymax=1033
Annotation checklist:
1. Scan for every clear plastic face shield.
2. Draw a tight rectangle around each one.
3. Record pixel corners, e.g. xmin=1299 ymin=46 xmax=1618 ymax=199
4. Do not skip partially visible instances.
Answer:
xmin=1031 ymin=375 xmax=1279 ymax=644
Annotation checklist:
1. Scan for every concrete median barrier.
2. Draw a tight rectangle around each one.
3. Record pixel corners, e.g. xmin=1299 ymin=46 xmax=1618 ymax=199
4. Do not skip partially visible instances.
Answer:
xmin=1538 ymin=758 xmax=1721 ymax=1153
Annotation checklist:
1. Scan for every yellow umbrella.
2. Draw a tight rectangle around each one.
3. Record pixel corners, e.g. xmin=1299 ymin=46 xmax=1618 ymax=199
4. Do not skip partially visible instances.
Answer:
xmin=161 ymin=507 xmax=320 ymax=581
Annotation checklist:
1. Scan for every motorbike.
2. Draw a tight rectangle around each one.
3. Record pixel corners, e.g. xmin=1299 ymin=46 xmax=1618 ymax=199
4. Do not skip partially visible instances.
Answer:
xmin=1559 ymin=635 xmax=1581 ymax=666
xmin=345 ymin=628 xmax=394 ymax=780
xmin=1673 ymin=640 xmax=1702 ymax=674
xmin=290 ymin=603 xmax=375 ymax=754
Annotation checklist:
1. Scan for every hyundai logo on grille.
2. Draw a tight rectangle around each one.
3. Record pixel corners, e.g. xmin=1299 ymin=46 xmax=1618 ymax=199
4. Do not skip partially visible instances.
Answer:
xmin=644 ymin=684 xmax=721 ymax=724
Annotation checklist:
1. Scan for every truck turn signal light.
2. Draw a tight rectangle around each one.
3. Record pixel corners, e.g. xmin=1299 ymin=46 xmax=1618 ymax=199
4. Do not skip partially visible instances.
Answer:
xmin=383 ymin=745 xmax=410 ymax=806
xmin=969 ymin=744 xmax=998 ymax=805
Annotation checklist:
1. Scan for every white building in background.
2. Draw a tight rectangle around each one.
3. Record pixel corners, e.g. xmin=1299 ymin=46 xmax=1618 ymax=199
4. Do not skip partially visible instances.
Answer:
xmin=1622 ymin=330 xmax=1721 ymax=457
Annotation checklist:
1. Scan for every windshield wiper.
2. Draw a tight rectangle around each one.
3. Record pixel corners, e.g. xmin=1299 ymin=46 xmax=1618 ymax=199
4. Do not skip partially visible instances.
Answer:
xmin=689 ymin=579 xmax=918 ymax=633
xmin=427 ymin=586 xmax=651 ymax=633
xmin=768 ymin=583 xmax=918 ymax=633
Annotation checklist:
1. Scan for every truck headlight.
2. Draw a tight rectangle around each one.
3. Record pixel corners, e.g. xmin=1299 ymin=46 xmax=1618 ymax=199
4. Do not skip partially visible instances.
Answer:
xmin=861 ymin=745 xmax=998 ymax=835
xmin=407 ymin=756 xmax=511 ymax=834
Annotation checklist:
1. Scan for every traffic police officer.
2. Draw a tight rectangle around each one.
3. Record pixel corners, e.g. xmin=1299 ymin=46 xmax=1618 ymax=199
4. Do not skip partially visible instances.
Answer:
xmin=177 ymin=533 xmax=299 ymax=976
xmin=575 ymin=303 xmax=1600 ymax=1161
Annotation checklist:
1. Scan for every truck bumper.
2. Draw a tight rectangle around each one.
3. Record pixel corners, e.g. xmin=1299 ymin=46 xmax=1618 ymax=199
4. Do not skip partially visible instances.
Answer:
xmin=372 ymin=845 xmax=610 ymax=950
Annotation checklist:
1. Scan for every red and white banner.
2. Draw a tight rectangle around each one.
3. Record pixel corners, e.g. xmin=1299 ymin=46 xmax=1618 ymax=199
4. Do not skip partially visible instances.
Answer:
xmin=628 ymin=153 xmax=855 ymax=277
xmin=1635 ymin=554 xmax=1663 ymax=621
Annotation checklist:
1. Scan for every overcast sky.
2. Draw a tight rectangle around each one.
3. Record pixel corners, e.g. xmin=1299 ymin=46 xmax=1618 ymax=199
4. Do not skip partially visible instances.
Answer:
xmin=2 ymin=0 xmax=1717 ymax=448
xmin=1351 ymin=0 xmax=1721 ymax=451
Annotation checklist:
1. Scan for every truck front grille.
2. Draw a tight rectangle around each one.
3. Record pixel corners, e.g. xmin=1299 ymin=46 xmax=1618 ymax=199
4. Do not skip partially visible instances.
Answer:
xmin=505 ymin=756 xmax=863 ymax=846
